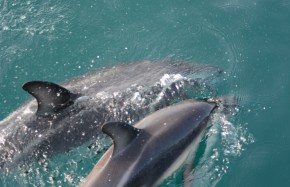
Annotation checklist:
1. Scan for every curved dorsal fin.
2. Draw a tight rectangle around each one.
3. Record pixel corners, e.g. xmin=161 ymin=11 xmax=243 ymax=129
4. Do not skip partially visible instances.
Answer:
xmin=22 ymin=81 xmax=77 ymax=117
xmin=102 ymin=122 xmax=140 ymax=156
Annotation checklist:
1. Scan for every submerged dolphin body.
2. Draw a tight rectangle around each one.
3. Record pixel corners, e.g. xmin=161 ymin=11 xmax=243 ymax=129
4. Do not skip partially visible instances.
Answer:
xmin=81 ymin=99 xmax=219 ymax=187
xmin=0 ymin=61 xmax=221 ymax=169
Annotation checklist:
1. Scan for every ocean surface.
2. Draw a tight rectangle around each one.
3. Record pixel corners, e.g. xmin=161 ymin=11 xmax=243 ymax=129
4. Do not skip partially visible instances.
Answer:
xmin=0 ymin=0 xmax=289 ymax=186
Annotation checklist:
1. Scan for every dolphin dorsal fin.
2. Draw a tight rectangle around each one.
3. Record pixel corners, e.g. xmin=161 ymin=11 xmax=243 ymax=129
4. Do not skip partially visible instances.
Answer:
xmin=22 ymin=81 xmax=77 ymax=117
xmin=102 ymin=122 xmax=140 ymax=156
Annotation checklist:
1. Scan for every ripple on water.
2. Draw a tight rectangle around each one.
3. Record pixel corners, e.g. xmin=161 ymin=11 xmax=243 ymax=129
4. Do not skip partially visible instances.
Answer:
xmin=0 ymin=0 xmax=71 ymax=36
xmin=212 ymin=0 xmax=257 ymax=10
xmin=204 ymin=23 xmax=242 ymax=74
xmin=280 ymin=0 xmax=290 ymax=7
xmin=0 ymin=0 xmax=72 ymax=80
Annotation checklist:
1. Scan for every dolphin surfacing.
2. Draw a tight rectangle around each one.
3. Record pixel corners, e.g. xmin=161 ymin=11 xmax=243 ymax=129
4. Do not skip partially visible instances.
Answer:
xmin=81 ymin=99 xmax=218 ymax=187
xmin=0 ymin=61 xmax=221 ymax=169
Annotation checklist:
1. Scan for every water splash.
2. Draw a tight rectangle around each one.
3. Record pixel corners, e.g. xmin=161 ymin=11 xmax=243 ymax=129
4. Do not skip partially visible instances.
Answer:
xmin=189 ymin=108 xmax=254 ymax=186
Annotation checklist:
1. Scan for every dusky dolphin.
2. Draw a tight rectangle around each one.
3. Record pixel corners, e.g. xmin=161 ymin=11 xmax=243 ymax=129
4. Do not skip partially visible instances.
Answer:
xmin=0 ymin=61 xmax=221 ymax=169
xmin=80 ymin=99 xmax=220 ymax=187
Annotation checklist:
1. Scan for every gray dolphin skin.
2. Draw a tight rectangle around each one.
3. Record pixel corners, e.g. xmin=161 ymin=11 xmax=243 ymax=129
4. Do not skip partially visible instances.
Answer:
xmin=81 ymin=99 xmax=217 ymax=187
xmin=0 ymin=61 xmax=221 ymax=169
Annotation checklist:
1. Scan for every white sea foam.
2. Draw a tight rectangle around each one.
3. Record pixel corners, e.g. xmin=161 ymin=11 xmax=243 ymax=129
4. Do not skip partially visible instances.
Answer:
xmin=159 ymin=74 xmax=185 ymax=87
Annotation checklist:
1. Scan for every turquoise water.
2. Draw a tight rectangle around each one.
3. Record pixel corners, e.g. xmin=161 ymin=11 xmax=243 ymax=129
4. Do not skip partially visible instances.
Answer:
xmin=1 ymin=0 xmax=289 ymax=186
